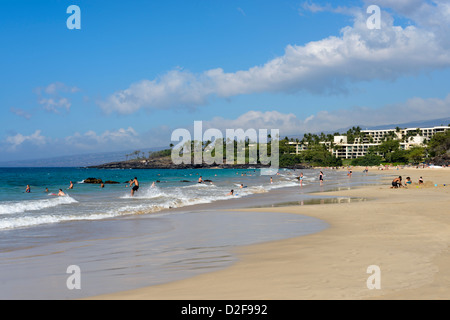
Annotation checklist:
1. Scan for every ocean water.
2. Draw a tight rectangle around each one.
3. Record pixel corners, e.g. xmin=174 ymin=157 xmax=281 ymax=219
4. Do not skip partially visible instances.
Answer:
xmin=0 ymin=167 xmax=313 ymax=231
xmin=0 ymin=167 xmax=382 ymax=299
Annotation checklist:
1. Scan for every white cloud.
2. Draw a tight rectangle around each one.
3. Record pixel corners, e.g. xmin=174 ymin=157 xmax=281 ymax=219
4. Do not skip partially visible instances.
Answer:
xmin=204 ymin=110 xmax=301 ymax=134
xmin=39 ymin=97 xmax=71 ymax=113
xmin=237 ymin=7 xmax=246 ymax=16
xmin=300 ymin=2 xmax=357 ymax=15
xmin=198 ymin=94 xmax=450 ymax=136
xmin=35 ymin=82 xmax=80 ymax=113
xmin=65 ymin=127 xmax=140 ymax=150
xmin=10 ymin=107 xmax=32 ymax=120
xmin=41 ymin=82 xmax=79 ymax=95
xmin=99 ymin=1 xmax=450 ymax=114
xmin=98 ymin=70 xmax=213 ymax=114
xmin=297 ymin=94 xmax=450 ymax=133
xmin=4 ymin=130 xmax=47 ymax=150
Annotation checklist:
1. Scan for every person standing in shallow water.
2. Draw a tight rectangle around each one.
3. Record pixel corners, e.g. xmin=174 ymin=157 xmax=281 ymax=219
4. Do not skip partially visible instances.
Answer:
xmin=319 ymin=171 xmax=324 ymax=186
xmin=129 ymin=177 xmax=139 ymax=197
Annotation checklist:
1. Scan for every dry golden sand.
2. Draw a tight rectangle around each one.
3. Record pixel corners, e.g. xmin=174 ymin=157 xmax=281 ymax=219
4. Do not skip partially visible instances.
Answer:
xmin=90 ymin=168 xmax=450 ymax=300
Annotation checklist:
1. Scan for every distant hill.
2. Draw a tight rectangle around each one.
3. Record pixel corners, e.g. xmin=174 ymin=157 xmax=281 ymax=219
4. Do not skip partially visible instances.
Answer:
xmin=340 ymin=117 xmax=450 ymax=132
xmin=0 ymin=147 xmax=166 ymax=168
xmin=2 ymin=117 xmax=449 ymax=167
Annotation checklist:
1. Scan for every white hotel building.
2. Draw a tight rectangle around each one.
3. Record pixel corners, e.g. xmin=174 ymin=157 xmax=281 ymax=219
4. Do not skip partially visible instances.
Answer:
xmin=289 ymin=126 xmax=449 ymax=159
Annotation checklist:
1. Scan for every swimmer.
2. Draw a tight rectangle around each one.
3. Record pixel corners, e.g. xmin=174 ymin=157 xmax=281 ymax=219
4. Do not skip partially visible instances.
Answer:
xmin=58 ymin=189 xmax=66 ymax=196
xmin=68 ymin=181 xmax=73 ymax=189
xmin=227 ymin=189 xmax=234 ymax=196
xmin=25 ymin=185 xmax=31 ymax=193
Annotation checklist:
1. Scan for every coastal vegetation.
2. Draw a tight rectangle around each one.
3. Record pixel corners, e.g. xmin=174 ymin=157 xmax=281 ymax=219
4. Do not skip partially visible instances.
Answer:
xmin=94 ymin=125 xmax=450 ymax=169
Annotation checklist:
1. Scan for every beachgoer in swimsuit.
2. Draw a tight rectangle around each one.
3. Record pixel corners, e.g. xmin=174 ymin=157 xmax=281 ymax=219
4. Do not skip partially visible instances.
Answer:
xmin=129 ymin=177 xmax=139 ymax=196
xmin=405 ymin=177 xmax=412 ymax=186
xmin=391 ymin=176 xmax=402 ymax=188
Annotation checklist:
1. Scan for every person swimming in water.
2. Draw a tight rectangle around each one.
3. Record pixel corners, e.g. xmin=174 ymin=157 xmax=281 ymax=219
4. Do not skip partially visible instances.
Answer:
xmin=58 ymin=189 xmax=66 ymax=196
xmin=25 ymin=185 xmax=31 ymax=193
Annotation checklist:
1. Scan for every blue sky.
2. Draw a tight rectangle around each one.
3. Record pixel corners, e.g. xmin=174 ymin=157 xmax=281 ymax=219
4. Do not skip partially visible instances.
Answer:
xmin=1 ymin=0 xmax=450 ymax=161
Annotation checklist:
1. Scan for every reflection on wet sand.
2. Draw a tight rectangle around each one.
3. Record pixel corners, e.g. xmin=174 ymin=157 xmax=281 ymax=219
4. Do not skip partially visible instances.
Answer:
xmin=249 ymin=197 xmax=370 ymax=208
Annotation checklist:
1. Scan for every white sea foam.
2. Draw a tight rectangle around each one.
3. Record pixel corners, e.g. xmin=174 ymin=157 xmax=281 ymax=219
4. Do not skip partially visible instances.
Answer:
xmin=0 ymin=196 xmax=78 ymax=215
xmin=0 ymin=211 xmax=117 ymax=230
xmin=0 ymin=171 xmax=306 ymax=230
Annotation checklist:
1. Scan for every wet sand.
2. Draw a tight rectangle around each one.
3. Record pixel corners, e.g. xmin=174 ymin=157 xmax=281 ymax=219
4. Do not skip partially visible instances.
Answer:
xmin=91 ymin=167 xmax=450 ymax=299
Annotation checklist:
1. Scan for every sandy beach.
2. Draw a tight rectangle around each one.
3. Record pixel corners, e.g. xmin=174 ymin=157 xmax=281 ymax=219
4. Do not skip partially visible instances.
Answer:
xmin=90 ymin=167 xmax=450 ymax=300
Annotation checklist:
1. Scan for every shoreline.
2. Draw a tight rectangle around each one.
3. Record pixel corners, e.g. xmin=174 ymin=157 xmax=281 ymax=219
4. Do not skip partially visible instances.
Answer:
xmin=1 ymin=167 xmax=339 ymax=299
xmin=89 ymin=167 xmax=450 ymax=299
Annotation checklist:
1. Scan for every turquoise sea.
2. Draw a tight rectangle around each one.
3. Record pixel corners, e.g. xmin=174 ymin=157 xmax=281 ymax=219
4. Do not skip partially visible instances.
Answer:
xmin=0 ymin=167 xmax=381 ymax=299
xmin=0 ymin=167 xmax=307 ymax=230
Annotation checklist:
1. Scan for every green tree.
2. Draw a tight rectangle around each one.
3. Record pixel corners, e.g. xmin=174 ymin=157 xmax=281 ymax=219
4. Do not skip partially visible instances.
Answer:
xmin=376 ymin=140 xmax=400 ymax=158
xmin=351 ymin=154 xmax=383 ymax=166
xmin=427 ymin=130 xmax=450 ymax=157
xmin=303 ymin=144 xmax=342 ymax=167
xmin=407 ymin=146 xmax=425 ymax=164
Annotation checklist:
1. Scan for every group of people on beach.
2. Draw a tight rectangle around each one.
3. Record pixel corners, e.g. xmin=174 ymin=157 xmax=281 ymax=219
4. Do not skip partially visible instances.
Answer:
xmin=391 ymin=176 xmax=424 ymax=188
xmin=296 ymin=171 xmax=324 ymax=187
